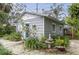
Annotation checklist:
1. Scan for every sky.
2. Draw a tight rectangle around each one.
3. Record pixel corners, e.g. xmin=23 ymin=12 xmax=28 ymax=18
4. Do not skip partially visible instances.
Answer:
xmin=15 ymin=3 xmax=71 ymax=20
xmin=26 ymin=3 xmax=68 ymax=10
xmin=24 ymin=3 xmax=70 ymax=15
xmin=16 ymin=3 xmax=70 ymax=15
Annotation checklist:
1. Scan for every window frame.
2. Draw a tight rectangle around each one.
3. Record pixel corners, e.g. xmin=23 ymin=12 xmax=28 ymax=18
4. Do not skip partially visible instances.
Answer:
xmin=52 ymin=24 xmax=56 ymax=31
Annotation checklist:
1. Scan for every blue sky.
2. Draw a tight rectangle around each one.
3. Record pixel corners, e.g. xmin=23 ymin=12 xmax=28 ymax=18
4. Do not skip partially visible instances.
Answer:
xmin=26 ymin=3 xmax=69 ymax=13
xmin=23 ymin=3 xmax=70 ymax=16
xmin=26 ymin=3 xmax=68 ymax=10
xmin=17 ymin=3 xmax=71 ymax=16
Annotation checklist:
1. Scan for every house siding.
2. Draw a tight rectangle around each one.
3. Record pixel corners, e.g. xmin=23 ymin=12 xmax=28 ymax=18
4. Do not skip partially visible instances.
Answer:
xmin=17 ymin=13 xmax=63 ymax=39
xmin=21 ymin=14 xmax=44 ymax=39
xmin=44 ymin=17 xmax=63 ymax=37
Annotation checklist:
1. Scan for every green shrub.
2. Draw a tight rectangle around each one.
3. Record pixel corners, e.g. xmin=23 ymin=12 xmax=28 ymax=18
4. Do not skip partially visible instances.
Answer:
xmin=4 ymin=25 xmax=16 ymax=34
xmin=4 ymin=32 xmax=21 ymax=41
xmin=39 ymin=36 xmax=48 ymax=49
xmin=0 ymin=45 xmax=12 ymax=55
xmin=39 ymin=36 xmax=47 ymax=43
xmin=64 ymin=36 xmax=70 ymax=47
xmin=4 ymin=35 xmax=12 ymax=40
xmin=24 ymin=37 xmax=40 ymax=49
xmin=10 ymin=32 xmax=21 ymax=40
xmin=24 ymin=37 xmax=48 ymax=49
xmin=54 ymin=36 xmax=69 ymax=47
xmin=0 ymin=25 xmax=5 ymax=37
xmin=38 ymin=42 xmax=47 ymax=49
xmin=75 ymin=30 xmax=79 ymax=39
xmin=0 ymin=24 xmax=16 ymax=37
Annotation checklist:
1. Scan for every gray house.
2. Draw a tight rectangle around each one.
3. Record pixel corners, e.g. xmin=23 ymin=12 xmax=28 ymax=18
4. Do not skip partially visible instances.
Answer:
xmin=16 ymin=12 xmax=64 ymax=39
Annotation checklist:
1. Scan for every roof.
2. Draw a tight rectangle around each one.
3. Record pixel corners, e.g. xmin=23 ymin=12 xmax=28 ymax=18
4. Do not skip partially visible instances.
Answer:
xmin=21 ymin=11 xmax=64 ymax=25
xmin=45 ymin=16 xmax=64 ymax=25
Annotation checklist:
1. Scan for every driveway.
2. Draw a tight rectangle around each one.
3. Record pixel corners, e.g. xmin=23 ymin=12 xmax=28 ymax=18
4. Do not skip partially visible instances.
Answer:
xmin=67 ymin=40 xmax=79 ymax=55
xmin=0 ymin=39 xmax=79 ymax=55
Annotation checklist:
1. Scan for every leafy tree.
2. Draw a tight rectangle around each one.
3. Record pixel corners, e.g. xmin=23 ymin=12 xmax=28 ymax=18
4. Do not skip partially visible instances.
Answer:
xmin=66 ymin=3 xmax=79 ymax=39
xmin=66 ymin=17 xmax=79 ymax=27
xmin=68 ymin=3 xmax=79 ymax=19
xmin=65 ymin=17 xmax=79 ymax=38
xmin=68 ymin=4 xmax=79 ymax=28
xmin=0 ymin=3 xmax=13 ymax=37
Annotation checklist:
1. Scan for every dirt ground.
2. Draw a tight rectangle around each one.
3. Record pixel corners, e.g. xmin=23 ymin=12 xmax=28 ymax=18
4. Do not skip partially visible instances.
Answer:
xmin=0 ymin=39 xmax=79 ymax=55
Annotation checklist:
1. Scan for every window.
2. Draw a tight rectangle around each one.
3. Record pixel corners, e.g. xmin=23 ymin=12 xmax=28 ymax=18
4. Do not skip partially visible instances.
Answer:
xmin=60 ymin=26 xmax=62 ymax=31
xmin=52 ymin=24 xmax=55 ymax=31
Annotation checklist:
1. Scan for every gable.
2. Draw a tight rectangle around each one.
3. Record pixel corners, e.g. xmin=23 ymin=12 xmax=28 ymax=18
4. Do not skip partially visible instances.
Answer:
xmin=22 ymin=13 xmax=41 ymax=20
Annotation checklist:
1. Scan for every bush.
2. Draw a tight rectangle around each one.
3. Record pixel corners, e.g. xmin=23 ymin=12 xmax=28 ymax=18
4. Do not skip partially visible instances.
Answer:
xmin=38 ymin=42 xmax=47 ymax=49
xmin=0 ymin=24 xmax=16 ymax=37
xmin=54 ymin=36 xmax=69 ymax=47
xmin=24 ymin=37 xmax=40 ymax=49
xmin=75 ymin=30 xmax=79 ymax=39
xmin=10 ymin=32 xmax=21 ymax=40
xmin=38 ymin=36 xmax=48 ymax=49
xmin=24 ymin=37 xmax=48 ymax=49
xmin=4 ymin=25 xmax=16 ymax=34
xmin=39 ymin=36 xmax=47 ymax=43
xmin=0 ymin=45 xmax=12 ymax=55
xmin=0 ymin=25 xmax=5 ymax=37
xmin=4 ymin=32 xmax=21 ymax=41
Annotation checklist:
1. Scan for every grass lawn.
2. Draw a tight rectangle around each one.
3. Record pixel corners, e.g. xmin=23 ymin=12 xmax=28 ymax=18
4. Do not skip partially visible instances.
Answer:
xmin=0 ymin=44 xmax=12 ymax=55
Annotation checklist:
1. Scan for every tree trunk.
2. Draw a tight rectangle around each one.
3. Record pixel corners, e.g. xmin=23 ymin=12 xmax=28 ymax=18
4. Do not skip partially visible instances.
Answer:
xmin=71 ymin=26 xmax=74 ymax=39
